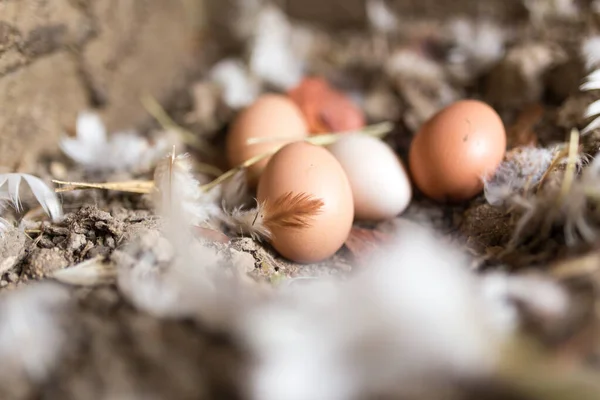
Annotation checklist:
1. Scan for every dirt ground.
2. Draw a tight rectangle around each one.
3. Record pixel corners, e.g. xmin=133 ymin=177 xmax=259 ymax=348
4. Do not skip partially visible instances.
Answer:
xmin=4 ymin=0 xmax=600 ymax=399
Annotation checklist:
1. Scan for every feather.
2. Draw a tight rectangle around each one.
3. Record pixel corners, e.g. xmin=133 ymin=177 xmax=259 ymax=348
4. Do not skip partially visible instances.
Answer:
xmin=483 ymin=146 xmax=556 ymax=206
xmin=0 ymin=201 xmax=9 ymax=233
xmin=0 ymin=173 xmax=63 ymax=222
xmin=223 ymin=192 xmax=324 ymax=241
xmin=225 ymin=204 xmax=271 ymax=240
xmin=153 ymin=153 xmax=221 ymax=226
xmin=249 ymin=5 xmax=303 ymax=89
xmin=366 ymin=0 xmax=398 ymax=33
xmin=51 ymin=257 xmax=116 ymax=286
xmin=262 ymin=192 xmax=324 ymax=230
xmin=60 ymin=111 xmax=171 ymax=173
xmin=581 ymin=69 xmax=600 ymax=134
xmin=0 ymin=283 xmax=70 ymax=382
xmin=210 ymin=58 xmax=260 ymax=109
xmin=241 ymin=224 xmax=504 ymax=400
xmin=221 ymin=168 xmax=251 ymax=210
xmin=581 ymin=35 xmax=600 ymax=70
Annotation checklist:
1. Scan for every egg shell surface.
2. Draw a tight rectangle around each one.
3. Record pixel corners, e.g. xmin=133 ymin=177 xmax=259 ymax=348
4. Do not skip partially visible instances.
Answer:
xmin=327 ymin=133 xmax=412 ymax=221
xmin=288 ymin=77 xmax=365 ymax=134
xmin=226 ymin=94 xmax=308 ymax=186
xmin=409 ymin=99 xmax=506 ymax=202
xmin=257 ymin=142 xmax=354 ymax=263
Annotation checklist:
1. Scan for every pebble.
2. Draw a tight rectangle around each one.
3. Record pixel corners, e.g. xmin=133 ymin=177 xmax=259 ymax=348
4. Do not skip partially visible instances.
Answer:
xmin=230 ymin=249 xmax=256 ymax=274
xmin=68 ymin=233 xmax=87 ymax=251
xmin=105 ymin=236 xmax=116 ymax=249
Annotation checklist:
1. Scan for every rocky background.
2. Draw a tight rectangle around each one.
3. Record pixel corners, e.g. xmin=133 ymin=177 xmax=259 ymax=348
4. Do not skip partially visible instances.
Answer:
xmin=0 ymin=0 xmax=199 ymax=170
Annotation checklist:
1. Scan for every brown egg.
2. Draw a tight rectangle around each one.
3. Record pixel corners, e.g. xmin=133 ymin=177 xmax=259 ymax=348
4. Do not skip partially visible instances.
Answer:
xmin=409 ymin=100 xmax=506 ymax=202
xmin=226 ymin=94 xmax=309 ymax=186
xmin=288 ymin=77 xmax=365 ymax=134
xmin=257 ymin=142 xmax=354 ymax=263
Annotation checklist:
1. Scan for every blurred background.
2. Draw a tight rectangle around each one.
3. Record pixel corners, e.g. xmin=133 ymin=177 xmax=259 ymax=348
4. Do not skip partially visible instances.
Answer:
xmin=0 ymin=0 xmax=531 ymax=170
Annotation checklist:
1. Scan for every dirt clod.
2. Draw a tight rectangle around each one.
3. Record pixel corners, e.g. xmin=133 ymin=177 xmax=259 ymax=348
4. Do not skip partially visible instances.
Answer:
xmin=25 ymin=248 xmax=70 ymax=278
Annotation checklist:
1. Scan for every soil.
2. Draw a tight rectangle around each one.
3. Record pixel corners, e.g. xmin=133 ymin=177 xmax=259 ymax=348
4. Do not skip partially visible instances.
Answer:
xmin=3 ymin=0 xmax=600 ymax=399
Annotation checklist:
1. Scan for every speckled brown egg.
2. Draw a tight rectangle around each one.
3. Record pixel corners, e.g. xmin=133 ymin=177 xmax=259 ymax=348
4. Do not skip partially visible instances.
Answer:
xmin=409 ymin=100 xmax=506 ymax=202
xmin=257 ymin=142 xmax=354 ymax=263
xmin=226 ymin=94 xmax=309 ymax=187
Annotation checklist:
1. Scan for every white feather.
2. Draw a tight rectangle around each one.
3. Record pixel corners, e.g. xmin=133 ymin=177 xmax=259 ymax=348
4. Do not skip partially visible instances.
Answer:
xmin=581 ymin=70 xmax=600 ymax=91
xmin=582 ymin=36 xmax=600 ymax=70
xmin=584 ymin=98 xmax=600 ymax=119
xmin=0 ymin=173 xmax=63 ymax=222
xmin=51 ymin=257 xmax=116 ymax=286
xmin=366 ymin=0 xmax=398 ymax=33
xmin=484 ymin=146 xmax=556 ymax=206
xmin=580 ymin=65 xmax=600 ymax=134
xmin=119 ymin=151 xmax=248 ymax=329
xmin=446 ymin=18 xmax=505 ymax=74
xmin=0 ymin=200 xmax=9 ymax=233
xmin=153 ymin=153 xmax=222 ymax=226
xmin=241 ymin=223 xmax=504 ymax=400
xmin=210 ymin=58 xmax=260 ymax=109
xmin=60 ymin=111 xmax=170 ymax=173
xmin=249 ymin=5 xmax=303 ymax=90
xmin=0 ymin=283 xmax=70 ymax=382
xmin=480 ymin=271 xmax=569 ymax=336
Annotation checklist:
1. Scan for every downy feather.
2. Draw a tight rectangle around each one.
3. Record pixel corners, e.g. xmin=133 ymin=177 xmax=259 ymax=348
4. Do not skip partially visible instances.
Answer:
xmin=153 ymin=153 xmax=222 ymax=226
xmin=0 ymin=173 xmax=63 ymax=223
xmin=60 ymin=111 xmax=171 ymax=173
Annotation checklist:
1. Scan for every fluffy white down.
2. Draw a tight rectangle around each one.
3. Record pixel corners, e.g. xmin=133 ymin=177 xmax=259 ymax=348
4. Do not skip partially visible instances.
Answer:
xmin=241 ymin=222 xmax=504 ymax=400
xmin=484 ymin=146 xmax=555 ymax=206
xmin=0 ymin=283 xmax=70 ymax=382
xmin=249 ymin=5 xmax=303 ymax=89
xmin=209 ymin=59 xmax=260 ymax=109
xmin=60 ymin=112 xmax=170 ymax=173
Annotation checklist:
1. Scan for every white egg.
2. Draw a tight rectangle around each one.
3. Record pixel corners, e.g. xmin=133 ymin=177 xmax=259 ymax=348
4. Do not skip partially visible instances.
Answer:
xmin=327 ymin=133 xmax=412 ymax=221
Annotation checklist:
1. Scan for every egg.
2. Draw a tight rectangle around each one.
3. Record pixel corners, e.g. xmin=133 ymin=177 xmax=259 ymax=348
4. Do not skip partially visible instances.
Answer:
xmin=288 ymin=77 xmax=365 ymax=134
xmin=226 ymin=94 xmax=309 ymax=186
xmin=327 ymin=133 xmax=412 ymax=221
xmin=257 ymin=141 xmax=354 ymax=263
xmin=409 ymin=99 xmax=506 ymax=202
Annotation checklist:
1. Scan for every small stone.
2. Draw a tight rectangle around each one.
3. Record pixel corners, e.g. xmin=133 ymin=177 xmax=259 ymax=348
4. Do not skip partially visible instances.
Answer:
xmin=47 ymin=226 xmax=70 ymax=236
xmin=7 ymin=272 xmax=19 ymax=282
xmin=0 ymin=228 xmax=26 ymax=269
xmin=105 ymin=236 xmax=116 ymax=249
xmin=236 ymin=237 xmax=257 ymax=252
xmin=0 ymin=256 xmax=16 ymax=275
xmin=38 ymin=237 xmax=55 ymax=248
xmin=0 ymin=280 xmax=7 ymax=287
xmin=68 ymin=233 xmax=87 ymax=251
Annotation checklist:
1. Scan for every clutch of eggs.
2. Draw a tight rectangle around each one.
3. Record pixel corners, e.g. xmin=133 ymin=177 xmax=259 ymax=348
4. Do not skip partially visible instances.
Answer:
xmin=226 ymin=86 xmax=506 ymax=262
